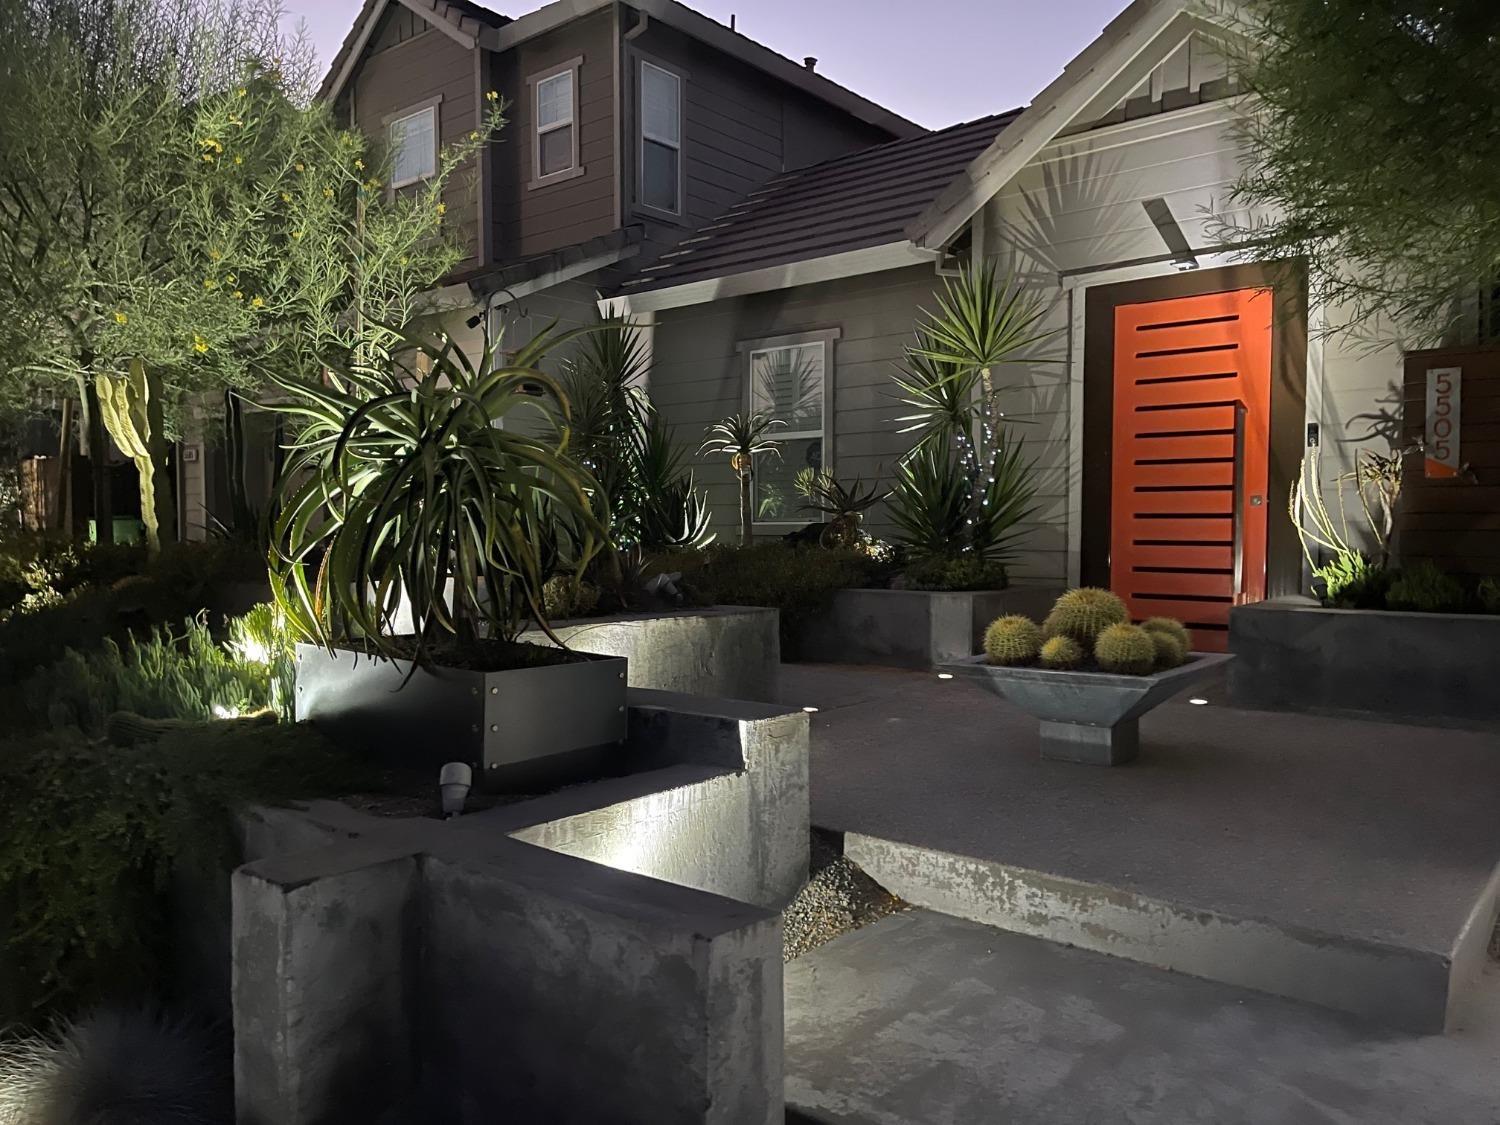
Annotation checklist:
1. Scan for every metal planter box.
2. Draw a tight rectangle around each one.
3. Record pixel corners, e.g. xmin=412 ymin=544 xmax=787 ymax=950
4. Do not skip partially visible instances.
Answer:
xmin=940 ymin=653 xmax=1234 ymax=765
xmin=294 ymin=643 xmax=628 ymax=791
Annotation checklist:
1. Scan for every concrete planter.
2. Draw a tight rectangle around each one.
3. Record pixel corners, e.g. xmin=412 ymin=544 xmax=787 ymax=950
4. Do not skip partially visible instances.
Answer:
xmin=941 ymin=653 xmax=1234 ymax=765
xmin=1230 ymin=599 xmax=1500 ymax=723
xmin=793 ymin=586 xmax=1063 ymax=669
xmin=295 ymin=643 xmax=627 ymax=790
xmin=520 ymin=605 xmax=779 ymax=702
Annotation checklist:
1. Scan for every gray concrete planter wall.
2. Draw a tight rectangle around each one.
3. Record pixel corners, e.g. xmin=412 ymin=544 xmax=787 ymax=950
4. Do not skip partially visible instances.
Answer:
xmin=792 ymin=586 xmax=1063 ymax=669
xmin=1230 ymin=599 xmax=1500 ymax=723
xmin=521 ymin=605 xmax=780 ymax=703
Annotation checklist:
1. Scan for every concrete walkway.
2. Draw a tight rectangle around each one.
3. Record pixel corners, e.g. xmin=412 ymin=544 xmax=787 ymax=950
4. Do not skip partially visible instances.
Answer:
xmin=785 ymin=910 xmax=1500 ymax=1125
xmin=784 ymin=664 xmax=1500 ymax=957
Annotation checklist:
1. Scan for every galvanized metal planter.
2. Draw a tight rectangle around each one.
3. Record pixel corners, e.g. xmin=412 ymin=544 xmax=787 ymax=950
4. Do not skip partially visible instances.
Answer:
xmin=940 ymin=653 xmax=1234 ymax=765
xmin=294 ymin=643 xmax=628 ymax=791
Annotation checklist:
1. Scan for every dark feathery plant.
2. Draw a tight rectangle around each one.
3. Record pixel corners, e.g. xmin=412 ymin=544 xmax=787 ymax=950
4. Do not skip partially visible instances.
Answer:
xmin=890 ymin=263 xmax=1050 ymax=566
xmin=264 ymin=324 xmax=606 ymax=665
xmin=700 ymin=412 xmax=785 ymax=545
xmin=795 ymin=468 xmax=886 ymax=549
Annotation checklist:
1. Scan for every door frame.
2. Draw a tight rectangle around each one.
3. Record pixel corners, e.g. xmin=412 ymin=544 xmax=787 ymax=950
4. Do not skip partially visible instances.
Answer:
xmin=1079 ymin=261 xmax=1308 ymax=599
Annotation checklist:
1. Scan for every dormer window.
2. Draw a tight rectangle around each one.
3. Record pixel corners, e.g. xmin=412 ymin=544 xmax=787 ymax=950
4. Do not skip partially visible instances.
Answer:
xmin=386 ymin=98 xmax=440 ymax=189
xmin=639 ymin=59 xmax=682 ymax=214
xmin=530 ymin=59 xmax=582 ymax=185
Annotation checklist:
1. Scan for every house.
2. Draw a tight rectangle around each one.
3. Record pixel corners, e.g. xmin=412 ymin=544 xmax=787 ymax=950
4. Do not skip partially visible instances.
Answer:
xmin=606 ymin=0 xmax=1437 ymax=650
xmin=177 ymin=0 xmax=921 ymax=534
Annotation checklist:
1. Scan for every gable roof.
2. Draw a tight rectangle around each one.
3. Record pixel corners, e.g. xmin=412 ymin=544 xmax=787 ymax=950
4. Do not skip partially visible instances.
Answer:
xmin=319 ymin=0 xmax=923 ymax=141
xmin=617 ymin=110 xmax=1022 ymax=299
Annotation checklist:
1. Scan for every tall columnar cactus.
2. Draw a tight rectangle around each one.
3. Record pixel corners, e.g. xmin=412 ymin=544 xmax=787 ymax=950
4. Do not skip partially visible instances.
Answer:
xmin=1039 ymin=635 xmax=1084 ymax=670
xmin=1094 ymin=623 xmax=1157 ymax=676
xmin=96 ymin=358 xmax=174 ymax=553
xmin=1043 ymin=588 xmax=1129 ymax=645
xmin=983 ymin=615 xmax=1042 ymax=666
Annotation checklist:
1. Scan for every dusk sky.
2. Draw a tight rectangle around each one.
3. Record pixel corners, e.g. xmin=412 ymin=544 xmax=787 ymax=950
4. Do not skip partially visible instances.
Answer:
xmin=283 ymin=0 xmax=1128 ymax=128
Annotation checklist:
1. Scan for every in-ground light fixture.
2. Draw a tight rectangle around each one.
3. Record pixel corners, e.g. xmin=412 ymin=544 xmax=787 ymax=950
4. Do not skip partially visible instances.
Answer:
xmin=440 ymin=761 xmax=473 ymax=818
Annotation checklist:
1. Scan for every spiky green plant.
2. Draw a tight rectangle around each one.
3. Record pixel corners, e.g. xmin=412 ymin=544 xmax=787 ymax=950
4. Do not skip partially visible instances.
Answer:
xmin=1148 ymin=630 xmax=1187 ymax=670
xmin=265 ymin=324 xmax=606 ymax=665
xmin=1043 ymin=588 xmax=1129 ymax=646
xmin=1094 ymin=623 xmax=1157 ymax=676
xmin=639 ymin=413 xmax=714 ymax=550
xmin=887 ymin=439 xmax=1035 ymax=568
xmin=1141 ymin=616 xmax=1191 ymax=652
xmin=795 ymin=468 xmax=887 ymax=548
xmin=983 ymin=615 xmax=1042 ymax=666
xmin=1386 ymin=561 xmax=1466 ymax=613
xmin=700 ymin=412 xmax=785 ymax=545
xmin=1039 ymin=634 xmax=1084 ymax=670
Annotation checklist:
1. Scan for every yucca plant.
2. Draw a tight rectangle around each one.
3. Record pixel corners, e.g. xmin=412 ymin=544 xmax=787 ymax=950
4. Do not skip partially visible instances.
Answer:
xmin=795 ymin=468 xmax=886 ymax=548
xmin=265 ymin=324 xmax=606 ymax=668
xmin=887 ymin=436 xmax=1035 ymax=567
xmin=700 ymin=412 xmax=786 ymax=545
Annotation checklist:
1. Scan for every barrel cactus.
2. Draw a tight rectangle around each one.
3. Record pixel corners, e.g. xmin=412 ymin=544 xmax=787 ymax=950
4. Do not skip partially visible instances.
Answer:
xmin=983 ymin=615 xmax=1042 ymax=666
xmin=1042 ymin=588 xmax=1129 ymax=645
xmin=105 ymin=711 xmax=192 ymax=747
xmin=1039 ymin=635 xmax=1084 ymax=670
xmin=1148 ymin=630 xmax=1187 ymax=670
xmin=1094 ymin=623 xmax=1157 ymax=675
xmin=1141 ymin=616 xmax=1191 ymax=652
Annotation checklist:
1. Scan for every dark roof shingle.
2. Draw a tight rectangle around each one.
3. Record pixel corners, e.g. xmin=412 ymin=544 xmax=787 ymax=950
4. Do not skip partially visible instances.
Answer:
xmin=620 ymin=109 xmax=1023 ymax=294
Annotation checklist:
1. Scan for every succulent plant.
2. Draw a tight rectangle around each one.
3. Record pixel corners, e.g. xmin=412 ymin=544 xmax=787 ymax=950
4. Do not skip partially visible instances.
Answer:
xmin=1148 ymin=630 xmax=1186 ymax=670
xmin=1039 ymin=635 xmax=1084 ymax=670
xmin=1043 ymin=587 xmax=1129 ymax=645
xmin=105 ymin=710 xmax=192 ymax=747
xmin=1094 ymin=623 xmax=1157 ymax=675
xmin=542 ymin=575 xmax=601 ymax=621
xmin=1141 ymin=616 xmax=1191 ymax=653
xmin=983 ymin=615 xmax=1042 ymax=666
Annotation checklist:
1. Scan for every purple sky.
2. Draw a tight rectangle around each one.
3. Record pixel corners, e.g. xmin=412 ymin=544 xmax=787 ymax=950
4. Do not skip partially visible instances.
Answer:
xmin=283 ymin=0 xmax=1127 ymax=128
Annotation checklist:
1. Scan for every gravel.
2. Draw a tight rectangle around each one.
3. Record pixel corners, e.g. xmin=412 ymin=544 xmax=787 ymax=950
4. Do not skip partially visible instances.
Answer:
xmin=784 ymin=830 xmax=906 ymax=961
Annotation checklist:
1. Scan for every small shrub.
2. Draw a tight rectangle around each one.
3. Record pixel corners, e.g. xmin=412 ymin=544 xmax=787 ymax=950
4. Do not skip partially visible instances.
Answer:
xmin=1039 ymin=635 xmax=1084 ymax=670
xmin=542 ymin=575 xmax=602 ymax=621
xmin=1094 ymin=623 xmax=1157 ymax=675
xmin=1316 ymin=551 xmax=1390 ymax=608
xmin=1386 ymin=561 xmax=1466 ymax=613
xmin=1148 ymin=630 xmax=1187 ymax=669
xmin=983 ymin=615 xmax=1041 ymax=666
xmin=1141 ymin=616 xmax=1191 ymax=651
xmin=1479 ymin=577 xmax=1500 ymax=615
xmin=1043 ymin=588 xmax=1129 ymax=645
xmin=901 ymin=554 xmax=1009 ymax=592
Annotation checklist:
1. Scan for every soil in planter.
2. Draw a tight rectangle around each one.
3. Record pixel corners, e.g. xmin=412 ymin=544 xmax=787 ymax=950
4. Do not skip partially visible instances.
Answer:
xmin=783 ymin=829 xmax=905 ymax=961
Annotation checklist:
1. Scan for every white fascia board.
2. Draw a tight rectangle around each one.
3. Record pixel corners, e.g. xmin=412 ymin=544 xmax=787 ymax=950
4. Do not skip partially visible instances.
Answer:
xmin=397 ymin=0 xmax=477 ymax=48
xmin=907 ymin=0 xmax=1193 ymax=250
xmin=608 ymin=242 xmax=938 ymax=315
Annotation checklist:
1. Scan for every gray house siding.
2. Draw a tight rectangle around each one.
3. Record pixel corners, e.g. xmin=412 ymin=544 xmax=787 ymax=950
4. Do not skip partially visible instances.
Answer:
xmin=648 ymin=265 xmax=1068 ymax=585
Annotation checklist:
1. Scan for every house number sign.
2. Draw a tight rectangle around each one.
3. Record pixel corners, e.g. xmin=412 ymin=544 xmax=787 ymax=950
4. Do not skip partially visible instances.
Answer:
xmin=1424 ymin=366 xmax=1462 ymax=479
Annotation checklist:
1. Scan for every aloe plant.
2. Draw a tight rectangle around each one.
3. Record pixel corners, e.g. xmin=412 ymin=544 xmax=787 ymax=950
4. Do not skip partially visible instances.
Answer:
xmin=795 ymin=468 xmax=886 ymax=548
xmin=264 ymin=324 xmax=606 ymax=667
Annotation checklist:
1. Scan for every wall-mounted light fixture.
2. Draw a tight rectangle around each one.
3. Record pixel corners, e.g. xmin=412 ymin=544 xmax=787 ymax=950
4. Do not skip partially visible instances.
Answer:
xmin=1143 ymin=197 xmax=1199 ymax=272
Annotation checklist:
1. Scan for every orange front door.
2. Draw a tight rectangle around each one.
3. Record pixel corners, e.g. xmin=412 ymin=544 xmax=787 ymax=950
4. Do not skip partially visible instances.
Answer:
xmin=1110 ymin=289 xmax=1273 ymax=652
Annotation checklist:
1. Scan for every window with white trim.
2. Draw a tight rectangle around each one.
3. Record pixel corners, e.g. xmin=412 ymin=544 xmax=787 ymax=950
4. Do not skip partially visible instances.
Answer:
xmin=534 ymin=67 xmax=577 ymax=180
xmin=388 ymin=104 xmax=437 ymax=188
xmin=744 ymin=334 xmax=834 ymax=525
xmin=639 ymin=60 xmax=681 ymax=213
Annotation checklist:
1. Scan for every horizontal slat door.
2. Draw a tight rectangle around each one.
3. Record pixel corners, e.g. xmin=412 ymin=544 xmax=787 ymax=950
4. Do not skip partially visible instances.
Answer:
xmin=1111 ymin=289 xmax=1273 ymax=651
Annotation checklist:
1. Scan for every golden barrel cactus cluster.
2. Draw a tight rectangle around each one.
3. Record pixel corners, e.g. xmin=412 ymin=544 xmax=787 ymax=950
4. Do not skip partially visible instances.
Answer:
xmin=979 ymin=588 xmax=1191 ymax=676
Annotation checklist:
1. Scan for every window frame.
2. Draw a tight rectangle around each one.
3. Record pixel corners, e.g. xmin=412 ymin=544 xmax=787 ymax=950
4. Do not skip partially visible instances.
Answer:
xmin=736 ymin=328 xmax=841 ymax=529
xmin=383 ymin=95 xmax=443 ymax=191
xmin=527 ymin=56 xmax=584 ymax=189
xmin=636 ymin=57 xmax=685 ymax=219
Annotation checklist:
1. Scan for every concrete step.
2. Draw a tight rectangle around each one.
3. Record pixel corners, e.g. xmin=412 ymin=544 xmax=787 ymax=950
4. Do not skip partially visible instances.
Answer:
xmin=845 ymin=832 xmax=1500 ymax=1033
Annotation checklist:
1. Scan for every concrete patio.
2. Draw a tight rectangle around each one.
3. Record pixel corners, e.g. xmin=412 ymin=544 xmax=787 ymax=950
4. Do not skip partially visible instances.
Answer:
xmin=779 ymin=664 xmax=1500 ymax=1030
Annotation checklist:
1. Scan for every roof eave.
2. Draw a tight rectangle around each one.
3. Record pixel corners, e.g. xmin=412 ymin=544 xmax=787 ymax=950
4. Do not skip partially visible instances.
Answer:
xmin=320 ymin=0 xmax=479 ymax=105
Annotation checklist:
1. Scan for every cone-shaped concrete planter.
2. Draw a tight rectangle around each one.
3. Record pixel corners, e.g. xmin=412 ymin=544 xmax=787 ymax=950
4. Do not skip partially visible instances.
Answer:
xmin=939 ymin=653 xmax=1234 ymax=765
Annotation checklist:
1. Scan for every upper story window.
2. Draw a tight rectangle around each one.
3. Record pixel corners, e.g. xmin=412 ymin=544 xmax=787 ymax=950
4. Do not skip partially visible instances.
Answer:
xmin=531 ymin=59 xmax=582 ymax=185
xmin=740 ymin=329 xmax=840 ymax=525
xmin=639 ymin=60 xmax=682 ymax=214
xmin=387 ymin=99 xmax=439 ymax=188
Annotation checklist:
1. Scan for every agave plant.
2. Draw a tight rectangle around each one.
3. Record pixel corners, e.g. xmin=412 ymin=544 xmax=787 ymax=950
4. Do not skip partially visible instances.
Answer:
xmin=795 ymin=468 xmax=887 ymax=549
xmin=264 ymin=324 xmax=606 ymax=667
xmin=700 ymin=412 xmax=785 ymax=545
xmin=640 ymin=414 xmax=714 ymax=550
xmin=887 ymin=434 xmax=1036 ymax=566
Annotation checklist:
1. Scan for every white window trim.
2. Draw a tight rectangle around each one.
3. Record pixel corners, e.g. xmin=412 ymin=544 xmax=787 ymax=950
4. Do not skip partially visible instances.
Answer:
xmin=528 ymin=56 xmax=585 ymax=189
xmin=736 ymin=328 xmax=840 ymax=528
xmin=383 ymin=95 xmax=443 ymax=191
xmin=637 ymin=57 xmax=685 ymax=219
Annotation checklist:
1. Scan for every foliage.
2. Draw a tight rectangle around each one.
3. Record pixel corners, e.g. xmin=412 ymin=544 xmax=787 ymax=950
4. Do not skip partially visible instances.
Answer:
xmin=1213 ymin=0 xmax=1500 ymax=337
xmin=225 ymin=601 xmax=296 ymax=722
xmin=899 ymin=553 xmax=1009 ymax=592
xmin=1039 ymin=635 xmax=1084 ymax=670
xmin=639 ymin=414 xmax=715 ymax=551
xmin=1141 ymin=617 xmax=1192 ymax=653
xmin=795 ymin=469 xmax=886 ymax=549
xmin=0 ymin=534 xmax=145 ymax=618
xmin=1041 ymin=588 xmax=1129 ymax=646
xmin=1093 ymin=623 xmax=1158 ymax=676
xmin=983 ymin=615 xmax=1042 ymax=666
xmin=266 ymin=326 xmax=605 ymax=662
xmin=1479 ymin=577 xmax=1500 ymax=615
xmin=700 ymin=412 xmax=785 ymax=546
xmin=1290 ymin=447 xmax=1400 ymax=603
xmin=886 ymin=439 xmax=1035 ymax=569
xmin=542 ymin=575 xmax=601 ymax=621
xmin=1317 ymin=550 xmax=1391 ymax=609
xmin=0 ymin=720 xmax=380 ymax=1021
xmin=1386 ymin=561 xmax=1467 ymax=614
